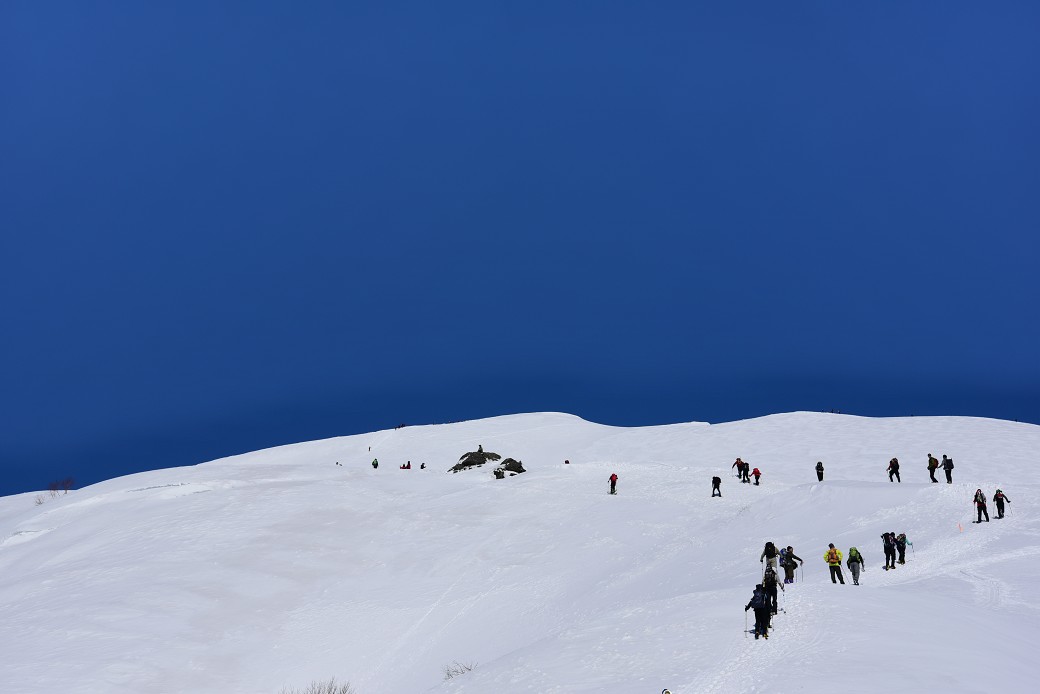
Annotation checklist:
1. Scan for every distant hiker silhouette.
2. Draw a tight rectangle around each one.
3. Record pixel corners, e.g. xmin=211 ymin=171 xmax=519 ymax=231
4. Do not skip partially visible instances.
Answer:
xmin=609 ymin=473 xmax=618 ymax=495
xmin=888 ymin=458 xmax=901 ymax=483
xmin=712 ymin=476 xmax=722 ymax=497
xmin=815 ymin=461 xmax=824 ymax=481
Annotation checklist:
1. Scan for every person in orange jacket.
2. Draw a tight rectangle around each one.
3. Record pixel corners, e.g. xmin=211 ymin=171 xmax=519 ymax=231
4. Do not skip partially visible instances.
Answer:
xmin=823 ymin=543 xmax=845 ymax=584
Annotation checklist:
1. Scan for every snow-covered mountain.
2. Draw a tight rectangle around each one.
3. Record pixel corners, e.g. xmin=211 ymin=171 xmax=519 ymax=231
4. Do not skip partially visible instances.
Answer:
xmin=1 ymin=412 xmax=1037 ymax=693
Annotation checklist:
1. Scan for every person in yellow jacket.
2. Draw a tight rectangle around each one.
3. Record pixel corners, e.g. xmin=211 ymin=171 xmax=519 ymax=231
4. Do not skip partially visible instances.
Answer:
xmin=823 ymin=543 xmax=845 ymax=584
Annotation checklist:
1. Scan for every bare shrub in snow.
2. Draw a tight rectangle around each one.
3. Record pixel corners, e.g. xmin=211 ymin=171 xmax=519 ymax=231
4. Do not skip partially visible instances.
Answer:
xmin=443 ymin=661 xmax=476 ymax=680
xmin=47 ymin=477 xmax=74 ymax=496
xmin=279 ymin=678 xmax=355 ymax=694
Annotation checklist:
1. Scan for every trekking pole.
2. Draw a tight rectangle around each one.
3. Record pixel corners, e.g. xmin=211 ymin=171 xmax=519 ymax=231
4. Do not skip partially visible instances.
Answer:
xmin=745 ymin=610 xmax=748 ymax=638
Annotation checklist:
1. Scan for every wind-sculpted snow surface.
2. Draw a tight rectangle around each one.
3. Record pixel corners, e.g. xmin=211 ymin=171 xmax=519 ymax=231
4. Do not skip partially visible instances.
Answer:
xmin=0 ymin=412 xmax=1037 ymax=693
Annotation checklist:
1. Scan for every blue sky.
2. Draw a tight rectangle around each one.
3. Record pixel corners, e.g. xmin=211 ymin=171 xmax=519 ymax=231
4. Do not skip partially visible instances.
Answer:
xmin=2 ymin=2 xmax=1038 ymax=496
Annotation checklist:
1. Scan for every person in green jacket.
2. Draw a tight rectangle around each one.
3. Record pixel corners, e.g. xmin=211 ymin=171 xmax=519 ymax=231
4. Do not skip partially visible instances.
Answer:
xmin=371 ymin=458 xmax=379 ymax=469
xmin=846 ymin=547 xmax=865 ymax=585
xmin=824 ymin=543 xmax=845 ymax=584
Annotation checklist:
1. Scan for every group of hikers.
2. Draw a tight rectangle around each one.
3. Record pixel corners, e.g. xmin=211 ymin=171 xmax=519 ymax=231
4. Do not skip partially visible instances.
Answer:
xmin=730 ymin=458 xmax=761 ymax=485
xmin=973 ymin=488 xmax=1011 ymax=522
xmin=746 ymin=542 xmax=804 ymax=639
xmin=368 ymin=459 xmax=426 ymax=470
xmin=715 ymin=454 xmax=958 ymax=493
xmin=889 ymin=454 xmax=955 ymax=483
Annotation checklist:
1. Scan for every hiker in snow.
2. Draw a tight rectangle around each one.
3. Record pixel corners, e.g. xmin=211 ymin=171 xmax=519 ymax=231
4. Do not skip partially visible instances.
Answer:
xmin=824 ymin=543 xmax=845 ymax=584
xmin=760 ymin=541 xmax=779 ymax=571
xmin=993 ymin=489 xmax=1011 ymax=518
xmin=712 ymin=476 xmax=722 ymax=497
xmin=742 ymin=462 xmax=751 ymax=484
xmin=763 ymin=565 xmax=784 ymax=614
xmin=974 ymin=489 xmax=989 ymax=522
xmin=927 ymin=454 xmax=940 ymax=483
xmin=420 ymin=462 xmax=426 ymax=469
xmin=846 ymin=547 xmax=865 ymax=585
xmin=752 ymin=467 xmax=762 ymax=486
xmin=564 ymin=459 xmax=570 ymax=464
xmin=895 ymin=533 xmax=908 ymax=564
xmin=888 ymin=457 xmax=901 ymax=483
xmin=609 ymin=473 xmax=618 ymax=495
xmin=371 ymin=459 xmax=379 ymax=469
xmin=942 ymin=455 xmax=954 ymax=484
xmin=881 ymin=532 xmax=897 ymax=570
xmin=782 ymin=546 xmax=804 ymax=584
xmin=745 ymin=584 xmax=772 ymax=639
xmin=732 ymin=458 xmax=742 ymax=478
xmin=816 ymin=461 xmax=824 ymax=481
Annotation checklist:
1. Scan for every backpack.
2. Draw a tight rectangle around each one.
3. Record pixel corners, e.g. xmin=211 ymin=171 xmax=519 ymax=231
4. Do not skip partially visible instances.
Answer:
xmin=848 ymin=547 xmax=861 ymax=562
xmin=826 ymin=548 xmax=839 ymax=564
xmin=750 ymin=589 xmax=768 ymax=610
xmin=712 ymin=476 xmax=721 ymax=485
xmin=764 ymin=542 xmax=776 ymax=558
xmin=763 ymin=568 xmax=776 ymax=585
xmin=948 ymin=459 xmax=954 ymax=469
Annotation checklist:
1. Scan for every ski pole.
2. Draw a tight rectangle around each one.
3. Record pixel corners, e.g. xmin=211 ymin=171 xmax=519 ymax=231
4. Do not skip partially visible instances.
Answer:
xmin=745 ymin=610 xmax=748 ymax=638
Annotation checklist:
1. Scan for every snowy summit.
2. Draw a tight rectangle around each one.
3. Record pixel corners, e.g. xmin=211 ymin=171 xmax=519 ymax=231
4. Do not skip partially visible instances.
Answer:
xmin=1 ymin=412 xmax=1037 ymax=693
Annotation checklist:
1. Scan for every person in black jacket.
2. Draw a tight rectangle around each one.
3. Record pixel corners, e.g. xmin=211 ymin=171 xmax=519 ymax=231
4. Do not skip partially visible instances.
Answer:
xmin=760 ymin=541 xmax=779 ymax=571
xmin=895 ymin=533 xmax=908 ymax=564
xmin=882 ymin=532 xmax=897 ymax=570
xmin=745 ymin=585 xmax=771 ymax=639
xmin=762 ymin=566 xmax=784 ymax=615
xmin=782 ymin=546 xmax=804 ymax=584
xmin=888 ymin=458 xmax=901 ymax=483
xmin=993 ymin=489 xmax=1011 ymax=518
xmin=815 ymin=461 xmax=824 ymax=481
xmin=942 ymin=455 xmax=954 ymax=483
xmin=712 ymin=476 xmax=722 ymax=497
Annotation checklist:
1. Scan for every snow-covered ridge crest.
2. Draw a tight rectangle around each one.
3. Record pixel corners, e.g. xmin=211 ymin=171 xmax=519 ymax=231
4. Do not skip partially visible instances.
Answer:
xmin=1 ymin=412 xmax=1037 ymax=693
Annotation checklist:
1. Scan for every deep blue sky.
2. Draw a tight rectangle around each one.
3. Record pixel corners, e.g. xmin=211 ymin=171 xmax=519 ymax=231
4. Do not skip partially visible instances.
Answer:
xmin=2 ymin=2 xmax=1038 ymax=496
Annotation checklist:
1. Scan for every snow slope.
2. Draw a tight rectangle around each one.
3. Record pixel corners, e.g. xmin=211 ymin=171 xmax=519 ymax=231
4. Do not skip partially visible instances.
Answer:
xmin=1 ymin=412 xmax=1037 ymax=693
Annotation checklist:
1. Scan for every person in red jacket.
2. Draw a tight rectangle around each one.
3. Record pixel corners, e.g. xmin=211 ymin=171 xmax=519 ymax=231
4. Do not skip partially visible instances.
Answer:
xmin=752 ymin=468 xmax=762 ymax=485
xmin=609 ymin=473 xmax=618 ymax=495
xmin=974 ymin=489 xmax=989 ymax=523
